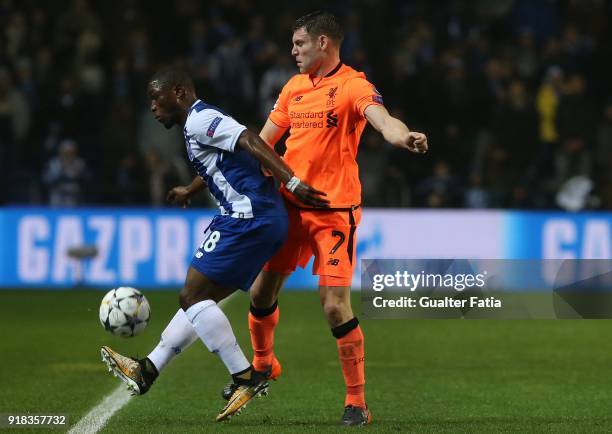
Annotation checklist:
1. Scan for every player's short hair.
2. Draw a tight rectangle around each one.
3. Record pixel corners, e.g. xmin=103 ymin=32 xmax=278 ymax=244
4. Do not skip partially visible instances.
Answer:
xmin=149 ymin=66 xmax=194 ymax=91
xmin=293 ymin=11 xmax=344 ymax=44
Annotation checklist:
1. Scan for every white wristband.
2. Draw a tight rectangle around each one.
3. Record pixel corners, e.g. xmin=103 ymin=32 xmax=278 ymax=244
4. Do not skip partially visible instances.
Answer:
xmin=285 ymin=176 xmax=300 ymax=192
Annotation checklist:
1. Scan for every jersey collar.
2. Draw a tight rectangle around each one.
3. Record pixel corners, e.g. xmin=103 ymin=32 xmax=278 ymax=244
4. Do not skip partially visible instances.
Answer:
xmin=325 ymin=61 xmax=343 ymax=78
xmin=188 ymin=99 xmax=202 ymax=116
xmin=310 ymin=62 xmax=343 ymax=87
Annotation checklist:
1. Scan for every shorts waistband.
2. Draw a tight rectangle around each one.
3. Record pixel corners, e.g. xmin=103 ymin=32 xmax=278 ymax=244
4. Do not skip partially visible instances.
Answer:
xmin=285 ymin=201 xmax=361 ymax=212
xmin=220 ymin=211 xmax=254 ymax=218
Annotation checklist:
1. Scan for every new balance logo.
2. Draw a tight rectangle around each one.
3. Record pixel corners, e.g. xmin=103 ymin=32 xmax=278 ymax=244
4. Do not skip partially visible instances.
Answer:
xmin=327 ymin=258 xmax=340 ymax=266
xmin=326 ymin=111 xmax=338 ymax=128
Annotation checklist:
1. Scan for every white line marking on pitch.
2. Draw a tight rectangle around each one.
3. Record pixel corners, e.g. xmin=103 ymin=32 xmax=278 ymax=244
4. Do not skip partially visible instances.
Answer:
xmin=69 ymin=294 xmax=238 ymax=433
xmin=67 ymin=385 xmax=131 ymax=434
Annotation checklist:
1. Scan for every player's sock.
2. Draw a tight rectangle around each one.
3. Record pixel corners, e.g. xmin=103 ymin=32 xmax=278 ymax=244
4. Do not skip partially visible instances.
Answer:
xmin=248 ymin=301 xmax=279 ymax=371
xmin=147 ymin=309 xmax=198 ymax=373
xmin=332 ymin=317 xmax=366 ymax=408
xmin=185 ymin=300 xmax=251 ymax=374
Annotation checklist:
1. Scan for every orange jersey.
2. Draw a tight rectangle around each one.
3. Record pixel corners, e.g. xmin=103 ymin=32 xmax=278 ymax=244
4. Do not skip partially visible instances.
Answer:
xmin=269 ymin=63 xmax=384 ymax=207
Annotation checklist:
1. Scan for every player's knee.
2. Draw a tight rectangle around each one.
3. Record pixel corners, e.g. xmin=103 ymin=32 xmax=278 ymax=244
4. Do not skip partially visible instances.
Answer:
xmin=250 ymin=271 xmax=284 ymax=308
xmin=180 ymin=280 xmax=222 ymax=310
xmin=178 ymin=289 xmax=190 ymax=310
xmin=179 ymin=287 xmax=202 ymax=310
xmin=250 ymin=289 xmax=276 ymax=309
xmin=322 ymin=300 xmax=345 ymax=324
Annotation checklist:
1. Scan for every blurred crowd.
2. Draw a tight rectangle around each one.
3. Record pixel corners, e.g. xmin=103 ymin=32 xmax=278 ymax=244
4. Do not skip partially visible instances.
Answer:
xmin=0 ymin=0 xmax=610 ymax=210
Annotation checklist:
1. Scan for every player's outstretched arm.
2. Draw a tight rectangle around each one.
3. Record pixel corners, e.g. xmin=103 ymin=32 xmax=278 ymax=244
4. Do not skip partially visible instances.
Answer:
xmin=237 ymin=130 xmax=330 ymax=208
xmin=166 ymin=176 xmax=207 ymax=208
xmin=259 ymin=118 xmax=288 ymax=149
xmin=364 ymin=105 xmax=428 ymax=154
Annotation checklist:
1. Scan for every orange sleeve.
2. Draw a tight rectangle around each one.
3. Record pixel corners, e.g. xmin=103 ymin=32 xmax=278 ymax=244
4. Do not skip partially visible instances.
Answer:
xmin=349 ymin=77 xmax=384 ymax=118
xmin=268 ymin=79 xmax=292 ymax=128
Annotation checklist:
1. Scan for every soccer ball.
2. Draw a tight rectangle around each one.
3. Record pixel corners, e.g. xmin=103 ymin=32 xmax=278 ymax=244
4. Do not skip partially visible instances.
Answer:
xmin=99 ymin=287 xmax=150 ymax=337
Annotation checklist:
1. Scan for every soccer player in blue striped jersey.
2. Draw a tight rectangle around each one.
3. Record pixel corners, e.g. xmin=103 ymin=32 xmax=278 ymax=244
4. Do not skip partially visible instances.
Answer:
xmin=101 ymin=67 xmax=328 ymax=422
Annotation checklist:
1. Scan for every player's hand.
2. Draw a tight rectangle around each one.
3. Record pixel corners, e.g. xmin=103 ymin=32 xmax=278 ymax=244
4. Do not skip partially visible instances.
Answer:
xmin=291 ymin=182 xmax=330 ymax=208
xmin=166 ymin=186 xmax=192 ymax=208
xmin=405 ymin=132 xmax=428 ymax=154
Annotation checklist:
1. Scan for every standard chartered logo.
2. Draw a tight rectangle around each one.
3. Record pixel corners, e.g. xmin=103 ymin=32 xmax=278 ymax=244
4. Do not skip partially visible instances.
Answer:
xmin=289 ymin=111 xmax=324 ymax=119
xmin=289 ymin=110 xmax=326 ymax=128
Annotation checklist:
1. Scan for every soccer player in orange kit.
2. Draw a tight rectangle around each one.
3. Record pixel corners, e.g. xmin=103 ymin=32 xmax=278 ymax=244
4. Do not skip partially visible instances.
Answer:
xmin=243 ymin=11 xmax=429 ymax=426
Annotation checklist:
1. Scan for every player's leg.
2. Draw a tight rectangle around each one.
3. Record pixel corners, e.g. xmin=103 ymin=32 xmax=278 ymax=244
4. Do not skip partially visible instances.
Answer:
xmin=219 ymin=270 xmax=288 ymax=401
xmin=251 ymin=269 xmax=288 ymax=308
xmin=319 ymin=282 xmax=370 ymax=426
xmin=181 ymin=266 xmax=271 ymax=422
xmin=248 ymin=270 xmax=288 ymax=376
xmin=180 ymin=266 xmax=250 ymax=375
xmin=310 ymin=207 xmax=371 ymax=426
xmin=248 ymin=204 xmax=310 ymax=377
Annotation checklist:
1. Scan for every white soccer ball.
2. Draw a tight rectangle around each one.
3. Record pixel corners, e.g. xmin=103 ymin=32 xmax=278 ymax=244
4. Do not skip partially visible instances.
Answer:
xmin=99 ymin=287 xmax=150 ymax=337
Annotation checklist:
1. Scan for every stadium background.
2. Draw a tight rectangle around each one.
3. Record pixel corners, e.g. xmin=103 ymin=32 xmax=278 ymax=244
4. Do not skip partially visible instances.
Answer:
xmin=0 ymin=0 xmax=610 ymax=210
xmin=1 ymin=1 xmax=612 ymax=432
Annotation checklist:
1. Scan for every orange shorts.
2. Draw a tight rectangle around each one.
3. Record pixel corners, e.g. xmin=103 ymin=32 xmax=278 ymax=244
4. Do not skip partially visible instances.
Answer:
xmin=263 ymin=202 xmax=361 ymax=287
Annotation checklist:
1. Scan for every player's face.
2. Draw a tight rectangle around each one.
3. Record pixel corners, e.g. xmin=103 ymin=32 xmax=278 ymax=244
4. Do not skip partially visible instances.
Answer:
xmin=148 ymin=81 xmax=180 ymax=129
xmin=291 ymin=27 xmax=323 ymax=74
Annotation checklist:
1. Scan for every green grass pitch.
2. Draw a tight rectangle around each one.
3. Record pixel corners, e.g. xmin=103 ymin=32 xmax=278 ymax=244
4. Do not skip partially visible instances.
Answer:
xmin=1 ymin=290 xmax=612 ymax=433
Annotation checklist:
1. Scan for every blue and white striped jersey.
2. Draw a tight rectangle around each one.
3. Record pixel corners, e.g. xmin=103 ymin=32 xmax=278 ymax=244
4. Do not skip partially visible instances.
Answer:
xmin=183 ymin=99 xmax=285 ymax=218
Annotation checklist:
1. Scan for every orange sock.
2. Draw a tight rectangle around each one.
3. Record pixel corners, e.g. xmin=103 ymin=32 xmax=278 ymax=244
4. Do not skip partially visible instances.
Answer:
xmin=248 ymin=303 xmax=279 ymax=372
xmin=335 ymin=321 xmax=366 ymax=408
